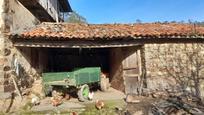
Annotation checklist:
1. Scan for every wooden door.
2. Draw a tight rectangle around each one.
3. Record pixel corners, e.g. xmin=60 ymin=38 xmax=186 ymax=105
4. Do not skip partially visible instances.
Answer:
xmin=123 ymin=48 xmax=141 ymax=95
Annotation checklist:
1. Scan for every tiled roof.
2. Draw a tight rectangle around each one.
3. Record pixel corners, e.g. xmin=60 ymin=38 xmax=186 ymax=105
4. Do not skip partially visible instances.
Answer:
xmin=12 ymin=23 xmax=204 ymax=40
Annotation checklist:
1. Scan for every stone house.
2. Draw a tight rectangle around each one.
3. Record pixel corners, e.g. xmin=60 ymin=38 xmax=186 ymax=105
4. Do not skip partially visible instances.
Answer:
xmin=1 ymin=0 xmax=204 ymax=100
xmin=0 ymin=0 xmax=72 ymax=92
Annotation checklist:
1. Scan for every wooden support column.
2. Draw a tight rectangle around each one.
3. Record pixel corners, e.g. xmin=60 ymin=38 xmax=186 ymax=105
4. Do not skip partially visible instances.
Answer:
xmin=141 ymin=45 xmax=147 ymax=88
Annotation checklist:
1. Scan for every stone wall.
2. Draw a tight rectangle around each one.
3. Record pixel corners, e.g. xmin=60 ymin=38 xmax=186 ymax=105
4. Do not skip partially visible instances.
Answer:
xmin=0 ymin=0 xmax=7 ymax=92
xmin=0 ymin=0 xmax=40 ymax=92
xmin=9 ymin=0 xmax=39 ymax=32
xmin=144 ymin=43 xmax=204 ymax=99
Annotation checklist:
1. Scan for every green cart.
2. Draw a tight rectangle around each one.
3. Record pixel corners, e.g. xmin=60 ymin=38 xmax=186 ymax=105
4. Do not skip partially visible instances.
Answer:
xmin=42 ymin=67 xmax=109 ymax=101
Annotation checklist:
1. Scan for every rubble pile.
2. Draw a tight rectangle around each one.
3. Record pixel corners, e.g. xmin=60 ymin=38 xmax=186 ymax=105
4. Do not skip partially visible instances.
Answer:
xmin=125 ymin=89 xmax=204 ymax=115
xmin=150 ymin=95 xmax=204 ymax=115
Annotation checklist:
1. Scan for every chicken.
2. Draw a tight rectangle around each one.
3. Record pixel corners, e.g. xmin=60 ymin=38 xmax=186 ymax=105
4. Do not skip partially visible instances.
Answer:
xmin=50 ymin=97 xmax=62 ymax=107
xmin=95 ymin=100 xmax=105 ymax=110
xmin=101 ymin=72 xmax=107 ymax=78
xmin=31 ymin=95 xmax=40 ymax=106
xmin=71 ymin=112 xmax=78 ymax=115
xmin=52 ymin=90 xmax=63 ymax=97
xmin=64 ymin=93 xmax=71 ymax=100
xmin=88 ymin=92 xmax=94 ymax=100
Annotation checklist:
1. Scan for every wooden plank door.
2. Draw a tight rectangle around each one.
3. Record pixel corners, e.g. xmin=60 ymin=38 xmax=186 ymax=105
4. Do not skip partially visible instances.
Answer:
xmin=123 ymin=48 xmax=141 ymax=95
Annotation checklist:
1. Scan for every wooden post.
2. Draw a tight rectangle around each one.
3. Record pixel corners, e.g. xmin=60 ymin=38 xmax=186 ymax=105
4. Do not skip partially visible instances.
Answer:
xmin=138 ymin=45 xmax=147 ymax=95
xmin=10 ymin=72 xmax=22 ymax=100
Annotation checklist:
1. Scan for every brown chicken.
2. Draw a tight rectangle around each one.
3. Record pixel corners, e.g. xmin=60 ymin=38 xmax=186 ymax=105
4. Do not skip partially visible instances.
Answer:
xmin=95 ymin=100 xmax=105 ymax=110
xmin=50 ymin=97 xmax=62 ymax=107
xmin=64 ymin=93 xmax=71 ymax=100
xmin=71 ymin=112 xmax=78 ymax=115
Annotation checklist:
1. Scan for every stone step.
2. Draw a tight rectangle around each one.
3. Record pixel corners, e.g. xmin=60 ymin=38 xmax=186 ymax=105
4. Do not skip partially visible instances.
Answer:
xmin=0 ymin=92 xmax=11 ymax=99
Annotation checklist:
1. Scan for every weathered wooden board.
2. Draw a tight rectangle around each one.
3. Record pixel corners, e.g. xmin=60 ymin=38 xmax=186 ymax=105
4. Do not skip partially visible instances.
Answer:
xmin=123 ymin=47 xmax=141 ymax=94
xmin=124 ymin=75 xmax=139 ymax=94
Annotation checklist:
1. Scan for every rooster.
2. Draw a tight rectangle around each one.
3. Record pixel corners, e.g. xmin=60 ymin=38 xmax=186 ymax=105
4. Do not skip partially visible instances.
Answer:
xmin=95 ymin=100 xmax=105 ymax=110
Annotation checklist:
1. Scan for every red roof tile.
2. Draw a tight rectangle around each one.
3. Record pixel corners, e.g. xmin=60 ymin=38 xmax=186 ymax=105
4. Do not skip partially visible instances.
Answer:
xmin=12 ymin=22 xmax=204 ymax=40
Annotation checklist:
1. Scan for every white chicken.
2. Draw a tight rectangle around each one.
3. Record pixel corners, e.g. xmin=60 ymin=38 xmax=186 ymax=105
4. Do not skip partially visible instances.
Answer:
xmin=88 ymin=92 xmax=94 ymax=100
xmin=31 ymin=95 xmax=40 ymax=106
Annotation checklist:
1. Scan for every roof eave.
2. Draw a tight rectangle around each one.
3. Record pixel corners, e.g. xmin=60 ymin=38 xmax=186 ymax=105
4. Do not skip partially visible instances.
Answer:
xmin=59 ymin=0 xmax=73 ymax=12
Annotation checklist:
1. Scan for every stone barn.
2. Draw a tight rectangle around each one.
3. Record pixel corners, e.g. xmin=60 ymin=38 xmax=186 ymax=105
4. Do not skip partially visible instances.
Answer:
xmin=0 ymin=0 xmax=204 ymax=101
xmin=10 ymin=22 xmax=204 ymax=99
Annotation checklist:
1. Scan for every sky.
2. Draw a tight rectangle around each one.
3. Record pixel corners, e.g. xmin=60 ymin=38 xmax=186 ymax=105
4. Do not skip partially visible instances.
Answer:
xmin=68 ymin=0 xmax=204 ymax=24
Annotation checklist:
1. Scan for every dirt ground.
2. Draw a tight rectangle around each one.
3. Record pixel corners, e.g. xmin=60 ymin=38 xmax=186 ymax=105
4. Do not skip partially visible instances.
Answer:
xmin=1 ymin=90 xmax=178 ymax=115
xmin=31 ymin=87 xmax=126 ymax=112
xmin=0 ymin=87 xmax=126 ymax=115
xmin=0 ymin=89 xmax=160 ymax=115
xmin=126 ymin=96 xmax=159 ymax=115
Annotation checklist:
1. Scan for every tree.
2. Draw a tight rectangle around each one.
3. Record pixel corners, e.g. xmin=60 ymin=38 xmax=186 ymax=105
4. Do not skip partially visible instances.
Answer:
xmin=156 ymin=44 xmax=204 ymax=103
xmin=136 ymin=19 xmax=142 ymax=24
xmin=66 ymin=11 xmax=87 ymax=23
xmin=194 ymin=21 xmax=204 ymax=27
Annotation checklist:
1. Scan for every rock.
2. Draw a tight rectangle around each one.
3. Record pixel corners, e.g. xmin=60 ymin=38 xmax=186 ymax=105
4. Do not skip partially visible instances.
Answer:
xmin=141 ymin=88 xmax=151 ymax=97
xmin=21 ymin=88 xmax=31 ymax=96
xmin=126 ymin=95 xmax=140 ymax=103
xmin=0 ymin=92 xmax=12 ymax=99
xmin=151 ymin=91 xmax=168 ymax=98
xmin=133 ymin=110 xmax=143 ymax=115
xmin=31 ymin=79 xmax=44 ymax=97
xmin=4 ymin=48 xmax=11 ymax=56
xmin=115 ymin=107 xmax=123 ymax=111
xmin=3 ymin=65 xmax=11 ymax=71
xmin=189 ymin=108 xmax=204 ymax=115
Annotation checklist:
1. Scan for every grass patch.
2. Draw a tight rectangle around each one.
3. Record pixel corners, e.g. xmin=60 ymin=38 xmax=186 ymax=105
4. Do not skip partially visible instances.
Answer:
xmin=81 ymin=99 xmax=126 ymax=115
xmin=6 ymin=99 xmax=126 ymax=115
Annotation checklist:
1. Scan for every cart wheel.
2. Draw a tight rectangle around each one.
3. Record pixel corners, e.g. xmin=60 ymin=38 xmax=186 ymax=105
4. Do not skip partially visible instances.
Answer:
xmin=100 ymin=77 xmax=110 ymax=92
xmin=77 ymin=84 xmax=90 ymax=102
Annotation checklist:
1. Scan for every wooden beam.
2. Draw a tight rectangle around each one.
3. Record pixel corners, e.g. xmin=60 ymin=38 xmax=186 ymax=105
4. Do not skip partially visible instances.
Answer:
xmin=13 ymin=41 xmax=141 ymax=48
xmin=11 ymin=37 xmax=204 ymax=49
xmin=18 ymin=0 xmax=38 ymax=6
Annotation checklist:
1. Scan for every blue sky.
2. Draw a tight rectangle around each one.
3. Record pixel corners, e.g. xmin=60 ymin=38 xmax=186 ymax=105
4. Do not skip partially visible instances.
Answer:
xmin=68 ymin=0 xmax=204 ymax=24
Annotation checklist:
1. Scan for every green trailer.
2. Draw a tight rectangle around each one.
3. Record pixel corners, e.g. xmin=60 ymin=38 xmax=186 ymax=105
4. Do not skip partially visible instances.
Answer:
xmin=42 ymin=67 xmax=109 ymax=101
